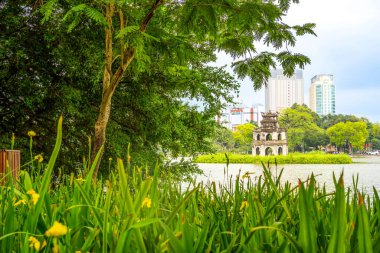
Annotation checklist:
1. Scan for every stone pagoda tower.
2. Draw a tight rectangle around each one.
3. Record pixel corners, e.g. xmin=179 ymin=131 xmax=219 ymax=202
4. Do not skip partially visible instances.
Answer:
xmin=252 ymin=112 xmax=288 ymax=156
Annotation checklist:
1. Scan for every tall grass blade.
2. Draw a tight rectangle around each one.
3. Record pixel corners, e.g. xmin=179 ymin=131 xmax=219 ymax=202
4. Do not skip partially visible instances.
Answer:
xmin=327 ymin=173 xmax=347 ymax=253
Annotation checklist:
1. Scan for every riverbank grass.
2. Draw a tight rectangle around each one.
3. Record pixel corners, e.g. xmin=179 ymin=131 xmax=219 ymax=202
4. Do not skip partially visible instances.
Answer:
xmin=194 ymin=152 xmax=352 ymax=164
xmin=2 ymin=118 xmax=379 ymax=252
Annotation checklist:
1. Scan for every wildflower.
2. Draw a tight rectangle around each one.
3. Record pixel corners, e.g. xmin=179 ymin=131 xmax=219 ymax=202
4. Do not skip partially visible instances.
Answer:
xmin=52 ymin=242 xmax=59 ymax=253
xmin=240 ymin=200 xmax=249 ymax=210
xmin=34 ymin=154 xmax=44 ymax=163
xmin=108 ymin=157 xmax=112 ymax=161
xmin=14 ymin=199 xmax=27 ymax=207
xmin=27 ymin=189 xmax=40 ymax=205
xmin=45 ymin=221 xmax=68 ymax=237
xmin=76 ymin=177 xmax=86 ymax=183
xmin=28 ymin=131 xmax=36 ymax=138
xmin=141 ymin=197 xmax=152 ymax=208
xmin=28 ymin=236 xmax=41 ymax=251
xmin=41 ymin=240 xmax=47 ymax=250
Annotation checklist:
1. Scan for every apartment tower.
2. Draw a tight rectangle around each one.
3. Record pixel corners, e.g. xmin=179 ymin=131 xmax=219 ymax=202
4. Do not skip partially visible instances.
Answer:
xmin=265 ymin=69 xmax=304 ymax=112
xmin=309 ymin=75 xmax=335 ymax=115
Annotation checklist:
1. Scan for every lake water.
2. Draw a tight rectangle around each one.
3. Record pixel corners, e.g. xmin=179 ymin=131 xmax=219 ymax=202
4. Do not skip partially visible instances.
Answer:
xmin=195 ymin=156 xmax=380 ymax=195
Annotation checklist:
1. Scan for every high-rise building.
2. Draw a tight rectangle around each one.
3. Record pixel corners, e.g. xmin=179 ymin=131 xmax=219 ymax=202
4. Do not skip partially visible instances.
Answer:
xmin=265 ymin=69 xmax=304 ymax=112
xmin=309 ymin=75 xmax=335 ymax=115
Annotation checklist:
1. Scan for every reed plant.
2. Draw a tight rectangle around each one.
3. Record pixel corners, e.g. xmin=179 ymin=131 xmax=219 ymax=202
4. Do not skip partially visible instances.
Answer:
xmin=0 ymin=118 xmax=378 ymax=252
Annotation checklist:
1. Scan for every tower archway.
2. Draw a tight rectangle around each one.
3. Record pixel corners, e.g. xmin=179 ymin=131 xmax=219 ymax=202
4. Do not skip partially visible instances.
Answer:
xmin=265 ymin=147 xmax=273 ymax=156
xmin=256 ymin=147 xmax=260 ymax=155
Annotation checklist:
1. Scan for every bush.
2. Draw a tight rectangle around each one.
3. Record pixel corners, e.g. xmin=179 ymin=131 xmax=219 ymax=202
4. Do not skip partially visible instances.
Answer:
xmin=194 ymin=152 xmax=352 ymax=164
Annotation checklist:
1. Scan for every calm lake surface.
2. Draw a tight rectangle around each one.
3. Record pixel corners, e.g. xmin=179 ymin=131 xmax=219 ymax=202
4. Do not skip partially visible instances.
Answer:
xmin=195 ymin=156 xmax=380 ymax=195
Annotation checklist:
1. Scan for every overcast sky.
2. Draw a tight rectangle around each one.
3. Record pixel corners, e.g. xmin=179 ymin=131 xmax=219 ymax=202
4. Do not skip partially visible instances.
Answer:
xmin=215 ymin=0 xmax=380 ymax=122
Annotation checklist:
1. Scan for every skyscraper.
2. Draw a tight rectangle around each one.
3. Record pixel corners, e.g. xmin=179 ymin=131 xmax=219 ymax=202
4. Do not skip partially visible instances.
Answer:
xmin=309 ymin=75 xmax=335 ymax=115
xmin=265 ymin=69 xmax=304 ymax=112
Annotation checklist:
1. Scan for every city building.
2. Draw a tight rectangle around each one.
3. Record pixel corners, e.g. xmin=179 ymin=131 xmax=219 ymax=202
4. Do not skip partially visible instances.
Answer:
xmin=217 ymin=104 xmax=257 ymax=131
xmin=265 ymin=69 xmax=304 ymax=112
xmin=309 ymin=74 xmax=335 ymax=115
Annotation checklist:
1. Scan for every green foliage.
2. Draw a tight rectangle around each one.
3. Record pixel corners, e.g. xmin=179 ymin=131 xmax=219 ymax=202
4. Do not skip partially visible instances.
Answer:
xmin=4 ymin=146 xmax=380 ymax=252
xmin=233 ymin=123 xmax=255 ymax=153
xmin=194 ymin=153 xmax=352 ymax=164
xmin=319 ymin=114 xmax=362 ymax=129
xmin=211 ymin=126 xmax=235 ymax=152
xmin=279 ymin=104 xmax=328 ymax=152
xmin=326 ymin=121 xmax=369 ymax=153
xmin=367 ymin=123 xmax=380 ymax=149
xmin=0 ymin=1 xmax=239 ymax=172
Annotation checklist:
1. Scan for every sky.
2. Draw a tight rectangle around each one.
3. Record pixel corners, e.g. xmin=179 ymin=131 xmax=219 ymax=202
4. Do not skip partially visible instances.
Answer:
xmin=214 ymin=0 xmax=380 ymax=123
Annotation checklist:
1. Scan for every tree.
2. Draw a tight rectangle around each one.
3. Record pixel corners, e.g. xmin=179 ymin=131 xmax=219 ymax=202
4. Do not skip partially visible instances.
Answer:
xmin=326 ymin=121 xmax=368 ymax=154
xmin=279 ymin=104 xmax=327 ymax=152
xmin=319 ymin=114 xmax=361 ymax=129
xmin=1 ymin=1 xmax=240 ymax=172
xmin=212 ymin=126 xmax=235 ymax=152
xmin=233 ymin=123 xmax=255 ymax=153
xmin=367 ymin=123 xmax=380 ymax=150
xmin=38 ymin=0 xmax=315 ymax=176
xmin=0 ymin=1 xmax=103 ymax=169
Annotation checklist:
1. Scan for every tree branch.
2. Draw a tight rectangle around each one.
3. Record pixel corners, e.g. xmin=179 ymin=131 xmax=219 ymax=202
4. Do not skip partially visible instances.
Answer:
xmin=140 ymin=0 xmax=163 ymax=32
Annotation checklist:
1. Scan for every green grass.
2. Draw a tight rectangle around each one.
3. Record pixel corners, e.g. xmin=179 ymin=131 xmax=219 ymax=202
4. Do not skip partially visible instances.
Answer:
xmin=2 ymin=118 xmax=379 ymax=252
xmin=194 ymin=152 xmax=352 ymax=164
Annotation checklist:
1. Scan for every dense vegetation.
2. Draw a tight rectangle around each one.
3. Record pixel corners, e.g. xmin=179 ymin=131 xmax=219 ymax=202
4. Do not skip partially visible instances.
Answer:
xmin=1 ymin=120 xmax=378 ymax=252
xmin=194 ymin=153 xmax=352 ymax=164
xmin=213 ymin=104 xmax=379 ymax=155
xmin=279 ymin=104 xmax=374 ymax=153
xmin=0 ymin=0 xmax=316 ymax=175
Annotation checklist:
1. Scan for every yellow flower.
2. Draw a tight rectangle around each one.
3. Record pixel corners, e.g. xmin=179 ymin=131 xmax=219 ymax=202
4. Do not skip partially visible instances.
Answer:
xmin=141 ymin=197 xmax=152 ymax=208
xmin=75 ymin=177 xmax=86 ymax=183
xmin=27 ymin=189 xmax=40 ymax=205
xmin=108 ymin=157 xmax=113 ymax=161
xmin=28 ymin=131 xmax=36 ymax=138
xmin=34 ymin=154 xmax=44 ymax=163
xmin=52 ymin=242 xmax=59 ymax=253
xmin=45 ymin=221 xmax=68 ymax=237
xmin=28 ymin=236 xmax=41 ymax=251
xmin=14 ymin=199 xmax=27 ymax=207
xmin=240 ymin=200 xmax=249 ymax=210
xmin=41 ymin=240 xmax=47 ymax=250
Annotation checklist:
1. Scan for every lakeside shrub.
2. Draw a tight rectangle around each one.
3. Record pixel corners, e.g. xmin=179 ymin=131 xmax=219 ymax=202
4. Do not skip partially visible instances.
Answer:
xmin=194 ymin=152 xmax=352 ymax=164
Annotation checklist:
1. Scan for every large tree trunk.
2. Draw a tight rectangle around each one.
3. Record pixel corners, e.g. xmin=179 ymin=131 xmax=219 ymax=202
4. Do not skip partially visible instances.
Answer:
xmin=91 ymin=86 xmax=114 ymax=177
xmin=90 ymin=3 xmax=114 ymax=178
xmin=90 ymin=1 xmax=162 ymax=178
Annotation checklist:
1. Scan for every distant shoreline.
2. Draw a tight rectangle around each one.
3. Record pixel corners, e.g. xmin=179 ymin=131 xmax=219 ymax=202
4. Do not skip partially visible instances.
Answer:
xmin=194 ymin=153 xmax=352 ymax=164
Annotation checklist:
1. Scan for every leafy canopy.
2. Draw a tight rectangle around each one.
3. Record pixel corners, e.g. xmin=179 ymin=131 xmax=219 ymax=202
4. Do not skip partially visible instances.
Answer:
xmin=326 ymin=121 xmax=368 ymax=151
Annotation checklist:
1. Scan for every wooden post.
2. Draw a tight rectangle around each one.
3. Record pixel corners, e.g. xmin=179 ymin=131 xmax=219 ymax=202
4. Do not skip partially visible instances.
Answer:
xmin=0 ymin=150 xmax=20 ymax=183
